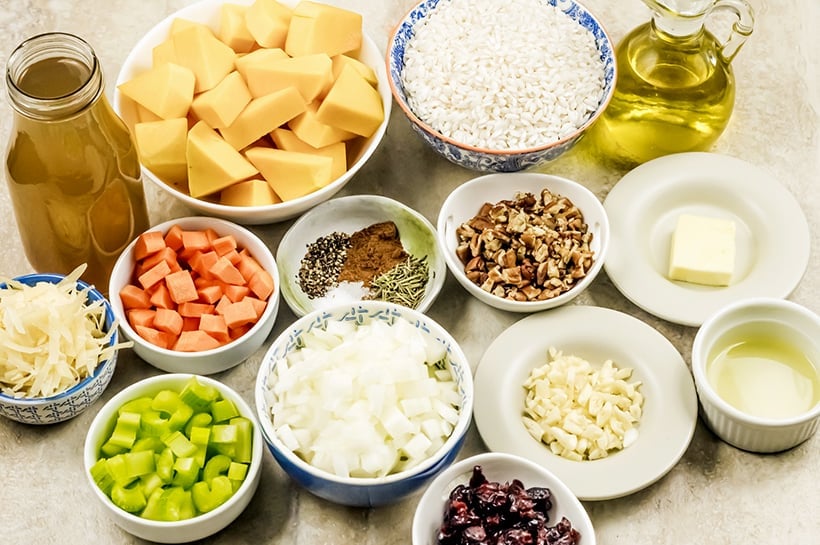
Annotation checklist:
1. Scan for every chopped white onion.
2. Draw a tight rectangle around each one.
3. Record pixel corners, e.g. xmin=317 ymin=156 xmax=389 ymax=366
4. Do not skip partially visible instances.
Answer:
xmin=267 ymin=317 xmax=460 ymax=478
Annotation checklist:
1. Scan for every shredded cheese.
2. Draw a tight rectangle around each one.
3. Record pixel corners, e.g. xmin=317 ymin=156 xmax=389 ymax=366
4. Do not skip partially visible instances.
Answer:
xmin=0 ymin=265 xmax=130 ymax=399
xmin=522 ymin=347 xmax=644 ymax=461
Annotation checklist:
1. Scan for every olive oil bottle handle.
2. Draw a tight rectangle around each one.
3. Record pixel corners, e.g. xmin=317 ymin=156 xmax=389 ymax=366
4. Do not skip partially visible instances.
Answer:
xmin=712 ymin=0 xmax=755 ymax=64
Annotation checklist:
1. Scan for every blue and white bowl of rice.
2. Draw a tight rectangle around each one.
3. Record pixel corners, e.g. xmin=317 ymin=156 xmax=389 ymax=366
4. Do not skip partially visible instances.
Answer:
xmin=254 ymin=301 xmax=473 ymax=507
xmin=387 ymin=0 xmax=616 ymax=172
xmin=0 ymin=271 xmax=122 ymax=425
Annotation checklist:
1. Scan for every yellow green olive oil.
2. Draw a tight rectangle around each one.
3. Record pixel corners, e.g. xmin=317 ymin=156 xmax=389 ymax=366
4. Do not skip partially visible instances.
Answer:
xmin=707 ymin=329 xmax=819 ymax=420
xmin=589 ymin=22 xmax=735 ymax=167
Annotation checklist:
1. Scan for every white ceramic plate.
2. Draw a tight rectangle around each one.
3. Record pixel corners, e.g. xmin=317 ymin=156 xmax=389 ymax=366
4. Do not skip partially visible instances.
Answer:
xmin=473 ymin=305 xmax=698 ymax=501
xmin=603 ymin=152 xmax=810 ymax=327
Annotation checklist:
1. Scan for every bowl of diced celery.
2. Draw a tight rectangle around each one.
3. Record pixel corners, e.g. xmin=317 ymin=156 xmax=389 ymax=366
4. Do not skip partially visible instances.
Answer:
xmin=254 ymin=300 xmax=474 ymax=507
xmin=83 ymin=374 xmax=263 ymax=543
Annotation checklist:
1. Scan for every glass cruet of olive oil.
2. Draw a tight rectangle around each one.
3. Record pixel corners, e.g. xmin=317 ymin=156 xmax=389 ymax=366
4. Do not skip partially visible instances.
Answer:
xmin=588 ymin=0 xmax=754 ymax=166
xmin=4 ymin=32 xmax=150 ymax=293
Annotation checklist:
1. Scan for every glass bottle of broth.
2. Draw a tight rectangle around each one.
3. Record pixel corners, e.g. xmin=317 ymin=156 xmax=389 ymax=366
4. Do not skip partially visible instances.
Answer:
xmin=588 ymin=0 xmax=754 ymax=167
xmin=4 ymin=32 xmax=150 ymax=292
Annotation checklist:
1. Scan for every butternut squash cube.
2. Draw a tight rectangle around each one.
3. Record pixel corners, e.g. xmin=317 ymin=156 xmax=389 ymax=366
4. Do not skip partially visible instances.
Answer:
xmin=172 ymin=25 xmax=237 ymax=93
xmin=331 ymin=54 xmax=377 ymax=87
xmin=316 ymin=65 xmax=383 ymax=137
xmin=270 ymin=128 xmax=346 ymax=179
xmin=118 ymin=62 xmax=195 ymax=120
xmin=234 ymin=47 xmax=289 ymax=81
xmin=245 ymin=0 xmax=292 ymax=49
xmin=135 ymin=102 xmax=163 ymax=123
xmin=187 ymin=121 xmax=259 ymax=198
xmin=284 ymin=1 xmax=362 ymax=58
xmin=191 ymin=71 xmax=252 ymax=129
xmin=135 ymin=118 xmax=189 ymax=188
xmin=170 ymin=18 xmax=209 ymax=35
xmin=220 ymin=178 xmax=283 ymax=206
xmin=219 ymin=86 xmax=306 ymax=150
xmin=152 ymin=38 xmax=178 ymax=67
xmin=219 ymin=4 xmax=256 ymax=54
xmin=245 ymin=53 xmax=333 ymax=101
xmin=288 ymin=100 xmax=356 ymax=148
xmin=244 ymin=147 xmax=333 ymax=201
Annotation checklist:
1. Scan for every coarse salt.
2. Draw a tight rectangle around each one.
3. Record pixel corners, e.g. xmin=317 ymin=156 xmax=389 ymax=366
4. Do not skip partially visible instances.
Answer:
xmin=401 ymin=0 xmax=606 ymax=150
xmin=311 ymin=280 xmax=370 ymax=309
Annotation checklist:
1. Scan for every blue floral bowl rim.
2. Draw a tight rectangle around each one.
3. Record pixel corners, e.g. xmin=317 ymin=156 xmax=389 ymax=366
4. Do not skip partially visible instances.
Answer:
xmin=0 ymin=272 xmax=118 ymax=404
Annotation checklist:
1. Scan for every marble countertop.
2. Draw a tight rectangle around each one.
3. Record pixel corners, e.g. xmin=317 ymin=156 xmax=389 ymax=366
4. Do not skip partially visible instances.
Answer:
xmin=1 ymin=1 xmax=818 ymax=543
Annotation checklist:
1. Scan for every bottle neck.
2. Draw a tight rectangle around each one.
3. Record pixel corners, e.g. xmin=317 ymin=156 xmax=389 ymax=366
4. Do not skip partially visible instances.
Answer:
xmin=5 ymin=32 xmax=103 ymax=121
xmin=651 ymin=14 xmax=705 ymax=42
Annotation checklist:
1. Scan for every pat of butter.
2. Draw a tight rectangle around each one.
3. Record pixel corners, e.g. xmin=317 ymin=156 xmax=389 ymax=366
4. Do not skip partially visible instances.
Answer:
xmin=668 ymin=214 xmax=736 ymax=286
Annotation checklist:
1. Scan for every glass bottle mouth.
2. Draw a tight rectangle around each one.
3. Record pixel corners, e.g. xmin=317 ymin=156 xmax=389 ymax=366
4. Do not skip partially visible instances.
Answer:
xmin=5 ymin=32 xmax=103 ymax=120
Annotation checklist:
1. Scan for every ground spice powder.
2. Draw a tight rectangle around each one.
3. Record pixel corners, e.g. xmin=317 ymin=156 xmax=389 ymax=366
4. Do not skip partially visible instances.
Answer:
xmin=338 ymin=221 xmax=408 ymax=286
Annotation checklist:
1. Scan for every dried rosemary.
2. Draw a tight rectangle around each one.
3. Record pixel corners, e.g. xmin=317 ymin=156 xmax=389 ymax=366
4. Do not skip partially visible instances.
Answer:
xmin=368 ymin=255 xmax=430 ymax=309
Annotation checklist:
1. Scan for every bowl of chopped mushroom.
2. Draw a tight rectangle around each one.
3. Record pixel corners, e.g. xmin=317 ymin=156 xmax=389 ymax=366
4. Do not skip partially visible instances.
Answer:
xmin=436 ymin=172 xmax=609 ymax=312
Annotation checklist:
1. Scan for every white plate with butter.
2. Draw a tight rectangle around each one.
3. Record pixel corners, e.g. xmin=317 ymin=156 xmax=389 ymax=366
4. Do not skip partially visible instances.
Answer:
xmin=603 ymin=152 xmax=810 ymax=327
xmin=473 ymin=305 xmax=698 ymax=501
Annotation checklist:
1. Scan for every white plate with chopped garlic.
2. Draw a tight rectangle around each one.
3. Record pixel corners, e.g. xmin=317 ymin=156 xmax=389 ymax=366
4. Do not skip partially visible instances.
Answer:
xmin=603 ymin=152 xmax=810 ymax=327
xmin=473 ymin=305 xmax=698 ymax=501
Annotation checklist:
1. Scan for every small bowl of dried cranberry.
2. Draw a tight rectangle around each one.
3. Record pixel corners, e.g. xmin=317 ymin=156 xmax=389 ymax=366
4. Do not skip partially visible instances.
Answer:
xmin=412 ymin=452 xmax=595 ymax=545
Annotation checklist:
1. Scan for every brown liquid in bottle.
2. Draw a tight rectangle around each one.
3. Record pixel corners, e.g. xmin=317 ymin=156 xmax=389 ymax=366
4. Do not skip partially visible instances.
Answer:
xmin=5 ymin=33 xmax=150 ymax=292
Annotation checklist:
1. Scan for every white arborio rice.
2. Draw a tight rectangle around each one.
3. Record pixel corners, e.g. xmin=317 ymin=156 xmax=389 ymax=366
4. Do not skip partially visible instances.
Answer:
xmin=401 ymin=0 xmax=605 ymax=150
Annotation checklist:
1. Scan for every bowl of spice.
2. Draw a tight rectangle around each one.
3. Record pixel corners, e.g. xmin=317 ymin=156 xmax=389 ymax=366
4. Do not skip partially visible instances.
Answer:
xmin=387 ymin=0 xmax=615 ymax=172
xmin=437 ymin=172 xmax=609 ymax=312
xmin=276 ymin=195 xmax=446 ymax=316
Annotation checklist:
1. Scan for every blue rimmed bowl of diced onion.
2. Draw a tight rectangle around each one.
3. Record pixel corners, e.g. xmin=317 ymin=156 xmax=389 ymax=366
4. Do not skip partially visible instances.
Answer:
xmin=254 ymin=300 xmax=474 ymax=507
xmin=386 ymin=0 xmax=616 ymax=172
xmin=0 ymin=269 xmax=125 ymax=425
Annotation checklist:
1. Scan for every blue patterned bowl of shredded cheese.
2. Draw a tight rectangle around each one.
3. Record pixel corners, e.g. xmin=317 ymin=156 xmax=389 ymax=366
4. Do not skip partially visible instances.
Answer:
xmin=387 ymin=0 xmax=615 ymax=172
xmin=0 ymin=267 xmax=126 ymax=425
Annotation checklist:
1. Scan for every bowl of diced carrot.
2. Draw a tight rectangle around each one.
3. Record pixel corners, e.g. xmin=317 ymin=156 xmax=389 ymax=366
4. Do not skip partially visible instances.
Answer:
xmin=108 ymin=216 xmax=280 ymax=374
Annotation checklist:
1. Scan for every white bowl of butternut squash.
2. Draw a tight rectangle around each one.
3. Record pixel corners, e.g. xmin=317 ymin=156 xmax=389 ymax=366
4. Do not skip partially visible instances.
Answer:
xmin=108 ymin=216 xmax=280 ymax=374
xmin=114 ymin=0 xmax=391 ymax=225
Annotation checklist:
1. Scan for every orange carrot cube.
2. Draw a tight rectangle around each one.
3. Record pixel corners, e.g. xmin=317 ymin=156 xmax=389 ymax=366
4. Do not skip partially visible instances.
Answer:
xmin=223 ymin=283 xmax=251 ymax=303
xmin=135 ymin=325 xmax=177 ymax=350
xmin=149 ymin=282 xmax=175 ymax=310
xmin=120 ymin=284 xmax=152 ymax=310
xmin=197 ymin=284 xmax=223 ymax=304
xmin=210 ymin=256 xmax=245 ymax=285
xmin=137 ymin=260 xmax=171 ymax=291
xmin=211 ymin=235 xmax=237 ymax=256
xmin=221 ymin=299 xmax=257 ymax=329
xmin=236 ymin=251 xmax=263 ymax=282
xmin=173 ymin=330 xmax=221 ymax=352
xmin=126 ymin=308 xmax=156 ymax=328
xmin=153 ymin=308 xmax=183 ymax=336
xmin=181 ymin=230 xmax=211 ymax=252
xmin=164 ymin=224 xmax=185 ymax=251
xmin=190 ymin=250 xmax=218 ymax=280
xmin=134 ymin=231 xmax=166 ymax=261
xmin=243 ymin=296 xmax=267 ymax=318
xmin=165 ymin=270 xmax=199 ymax=304
xmin=178 ymin=301 xmax=215 ymax=317
xmin=248 ymin=269 xmax=274 ymax=300
xmin=199 ymin=313 xmax=230 ymax=343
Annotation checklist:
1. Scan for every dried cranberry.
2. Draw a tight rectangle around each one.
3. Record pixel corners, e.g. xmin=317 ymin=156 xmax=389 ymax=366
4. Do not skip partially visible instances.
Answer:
xmin=434 ymin=466 xmax=581 ymax=545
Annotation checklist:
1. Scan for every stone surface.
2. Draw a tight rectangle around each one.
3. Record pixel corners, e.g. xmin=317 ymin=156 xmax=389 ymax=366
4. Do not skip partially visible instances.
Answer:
xmin=1 ymin=1 xmax=818 ymax=544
